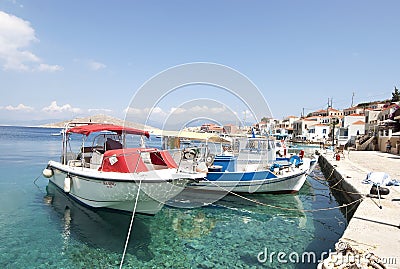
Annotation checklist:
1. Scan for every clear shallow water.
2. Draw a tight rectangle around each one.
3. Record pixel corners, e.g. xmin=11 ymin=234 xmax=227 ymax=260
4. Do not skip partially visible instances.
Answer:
xmin=0 ymin=126 xmax=347 ymax=268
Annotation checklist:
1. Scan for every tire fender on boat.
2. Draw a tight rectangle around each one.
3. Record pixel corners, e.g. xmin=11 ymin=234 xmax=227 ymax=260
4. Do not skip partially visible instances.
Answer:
xmin=42 ymin=168 xmax=53 ymax=178
xmin=64 ymin=176 xmax=71 ymax=193
xmin=183 ymin=148 xmax=197 ymax=160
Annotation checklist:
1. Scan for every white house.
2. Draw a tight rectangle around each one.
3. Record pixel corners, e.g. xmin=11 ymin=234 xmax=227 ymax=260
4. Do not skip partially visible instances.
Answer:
xmin=337 ymin=114 xmax=365 ymax=146
xmin=365 ymin=109 xmax=381 ymax=135
xmin=343 ymin=106 xmax=365 ymax=116
xmin=293 ymin=117 xmax=321 ymax=140
xmin=307 ymin=124 xmax=329 ymax=142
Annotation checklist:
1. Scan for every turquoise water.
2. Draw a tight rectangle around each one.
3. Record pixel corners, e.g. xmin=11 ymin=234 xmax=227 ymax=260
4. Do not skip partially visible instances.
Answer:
xmin=0 ymin=126 xmax=349 ymax=268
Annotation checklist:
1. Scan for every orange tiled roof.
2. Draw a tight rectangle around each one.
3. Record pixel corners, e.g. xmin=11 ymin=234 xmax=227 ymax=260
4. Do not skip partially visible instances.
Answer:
xmin=352 ymin=120 xmax=365 ymax=125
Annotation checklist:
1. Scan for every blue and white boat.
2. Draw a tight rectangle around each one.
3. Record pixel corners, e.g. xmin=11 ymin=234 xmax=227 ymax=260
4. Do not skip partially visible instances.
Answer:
xmin=185 ymin=138 xmax=318 ymax=194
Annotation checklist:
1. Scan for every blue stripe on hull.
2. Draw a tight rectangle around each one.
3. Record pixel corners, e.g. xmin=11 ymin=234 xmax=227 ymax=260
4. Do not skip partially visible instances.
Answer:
xmin=206 ymin=170 xmax=277 ymax=181
xmin=197 ymin=171 xmax=306 ymax=187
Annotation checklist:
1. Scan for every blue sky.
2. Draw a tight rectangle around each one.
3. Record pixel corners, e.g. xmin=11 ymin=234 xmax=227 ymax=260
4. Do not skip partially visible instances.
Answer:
xmin=0 ymin=0 xmax=399 ymax=126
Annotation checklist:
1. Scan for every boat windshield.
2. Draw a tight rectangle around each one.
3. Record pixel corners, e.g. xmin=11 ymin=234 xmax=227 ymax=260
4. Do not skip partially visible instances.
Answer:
xmin=61 ymin=123 xmax=149 ymax=166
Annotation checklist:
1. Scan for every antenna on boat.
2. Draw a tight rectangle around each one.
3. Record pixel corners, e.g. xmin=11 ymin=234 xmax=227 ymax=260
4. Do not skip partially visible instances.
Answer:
xmin=140 ymin=135 xmax=146 ymax=148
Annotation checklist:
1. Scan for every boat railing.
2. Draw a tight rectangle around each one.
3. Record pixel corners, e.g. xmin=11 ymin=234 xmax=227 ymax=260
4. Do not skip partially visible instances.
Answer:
xmin=167 ymin=146 xmax=211 ymax=174
xmin=62 ymin=146 xmax=178 ymax=173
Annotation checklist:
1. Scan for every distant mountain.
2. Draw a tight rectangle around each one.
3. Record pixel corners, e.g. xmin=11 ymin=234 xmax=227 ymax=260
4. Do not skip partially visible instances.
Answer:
xmin=0 ymin=118 xmax=64 ymax=127
xmin=41 ymin=114 xmax=159 ymax=131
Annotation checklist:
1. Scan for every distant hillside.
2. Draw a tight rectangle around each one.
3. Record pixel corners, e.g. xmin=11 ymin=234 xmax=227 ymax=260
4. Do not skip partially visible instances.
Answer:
xmin=41 ymin=114 xmax=159 ymax=131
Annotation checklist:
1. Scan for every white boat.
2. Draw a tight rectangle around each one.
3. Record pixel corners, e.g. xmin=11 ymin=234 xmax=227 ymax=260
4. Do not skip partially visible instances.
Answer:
xmin=184 ymin=137 xmax=318 ymax=193
xmin=42 ymin=123 xmax=205 ymax=215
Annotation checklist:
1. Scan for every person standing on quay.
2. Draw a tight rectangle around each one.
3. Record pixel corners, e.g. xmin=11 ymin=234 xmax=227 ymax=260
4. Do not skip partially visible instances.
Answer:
xmin=386 ymin=140 xmax=392 ymax=153
xmin=320 ymin=136 xmax=326 ymax=149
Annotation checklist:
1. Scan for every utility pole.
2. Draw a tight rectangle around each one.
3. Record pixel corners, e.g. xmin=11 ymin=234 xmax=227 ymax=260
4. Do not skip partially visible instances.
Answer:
xmin=332 ymin=118 xmax=336 ymax=149
xmin=332 ymin=117 xmax=339 ymax=149
xmin=326 ymin=98 xmax=330 ymax=116
xmin=351 ymin=92 xmax=355 ymax=107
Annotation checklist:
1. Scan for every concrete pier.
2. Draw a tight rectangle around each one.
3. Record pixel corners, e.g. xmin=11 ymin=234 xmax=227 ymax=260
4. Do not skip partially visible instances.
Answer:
xmin=318 ymin=150 xmax=400 ymax=269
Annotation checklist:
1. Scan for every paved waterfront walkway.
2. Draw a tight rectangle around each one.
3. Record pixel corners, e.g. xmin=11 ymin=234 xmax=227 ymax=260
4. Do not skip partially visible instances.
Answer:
xmin=321 ymin=150 xmax=400 ymax=268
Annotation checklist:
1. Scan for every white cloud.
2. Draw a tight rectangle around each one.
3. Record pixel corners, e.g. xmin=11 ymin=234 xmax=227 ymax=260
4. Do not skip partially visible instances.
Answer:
xmin=0 ymin=11 xmax=62 ymax=72
xmin=88 ymin=60 xmax=106 ymax=71
xmin=126 ymin=106 xmax=231 ymax=118
xmin=170 ymin=107 xmax=186 ymax=114
xmin=35 ymin=63 xmax=63 ymax=72
xmin=8 ymin=0 xmax=24 ymax=8
xmin=3 ymin=103 xmax=34 ymax=112
xmin=42 ymin=101 xmax=81 ymax=114
xmin=125 ymin=105 xmax=239 ymax=129
xmin=242 ymin=109 xmax=251 ymax=114
xmin=151 ymin=107 xmax=167 ymax=117
xmin=88 ymin=108 xmax=113 ymax=113
xmin=125 ymin=106 xmax=167 ymax=118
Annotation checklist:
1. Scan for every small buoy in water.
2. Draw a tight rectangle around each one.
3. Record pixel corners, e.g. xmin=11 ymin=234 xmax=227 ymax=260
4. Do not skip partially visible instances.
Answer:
xmin=42 ymin=168 xmax=53 ymax=178
xmin=64 ymin=176 xmax=71 ymax=193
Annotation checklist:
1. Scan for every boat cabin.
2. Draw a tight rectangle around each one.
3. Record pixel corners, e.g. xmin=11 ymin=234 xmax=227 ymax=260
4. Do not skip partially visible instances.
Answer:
xmin=60 ymin=123 xmax=177 ymax=173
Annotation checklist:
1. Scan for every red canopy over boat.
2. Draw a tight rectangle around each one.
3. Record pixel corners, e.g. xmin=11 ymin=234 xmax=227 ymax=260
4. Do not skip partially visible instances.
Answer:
xmin=66 ymin=124 xmax=150 ymax=138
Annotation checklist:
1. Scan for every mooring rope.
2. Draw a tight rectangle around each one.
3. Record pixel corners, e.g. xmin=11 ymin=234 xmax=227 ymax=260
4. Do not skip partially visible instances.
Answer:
xmin=33 ymin=173 xmax=42 ymax=185
xmin=312 ymin=176 xmax=368 ymax=196
xmin=33 ymin=172 xmax=48 ymax=194
xmin=202 ymin=177 xmax=364 ymax=213
xmin=308 ymin=166 xmax=370 ymax=196
xmin=119 ymin=178 xmax=142 ymax=269
xmin=325 ymin=166 xmax=336 ymax=181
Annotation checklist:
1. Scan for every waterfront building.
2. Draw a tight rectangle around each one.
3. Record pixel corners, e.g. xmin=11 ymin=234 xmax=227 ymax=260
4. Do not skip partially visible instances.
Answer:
xmin=311 ymin=107 xmax=343 ymax=117
xmin=223 ymin=124 xmax=239 ymax=134
xmin=343 ymin=106 xmax=365 ymax=116
xmin=273 ymin=115 xmax=299 ymax=138
xmin=337 ymin=114 xmax=366 ymax=146
xmin=307 ymin=123 xmax=329 ymax=142
xmin=293 ymin=116 xmax=321 ymax=141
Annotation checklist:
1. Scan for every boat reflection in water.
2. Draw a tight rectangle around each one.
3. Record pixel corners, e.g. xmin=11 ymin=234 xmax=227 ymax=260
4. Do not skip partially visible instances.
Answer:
xmin=44 ymin=182 xmax=154 ymax=262
xmin=165 ymin=186 xmax=308 ymax=239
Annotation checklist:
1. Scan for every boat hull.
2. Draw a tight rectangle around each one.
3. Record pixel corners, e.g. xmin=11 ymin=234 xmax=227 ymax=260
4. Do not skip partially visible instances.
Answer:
xmin=187 ymin=157 xmax=315 ymax=194
xmin=187 ymin=170 xmax=307 ymax=193
xmin=47 ymin=161 xmax=187 ymax=215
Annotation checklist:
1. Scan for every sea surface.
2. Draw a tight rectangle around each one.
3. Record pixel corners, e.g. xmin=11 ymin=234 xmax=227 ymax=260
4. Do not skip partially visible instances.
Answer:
xmin=0 ymin=126 xmax=352 ymax=269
